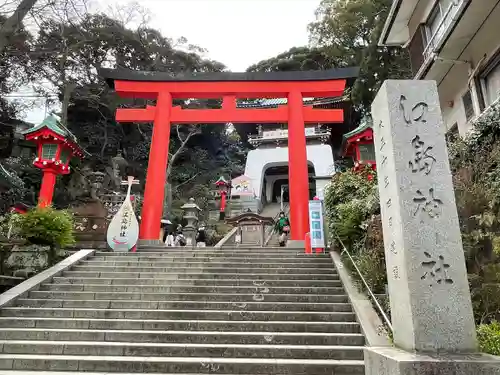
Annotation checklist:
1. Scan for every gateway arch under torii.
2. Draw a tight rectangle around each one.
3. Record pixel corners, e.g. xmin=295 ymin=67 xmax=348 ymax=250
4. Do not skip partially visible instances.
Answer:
xmin=101 ymin=67 xmax=359 ymax=244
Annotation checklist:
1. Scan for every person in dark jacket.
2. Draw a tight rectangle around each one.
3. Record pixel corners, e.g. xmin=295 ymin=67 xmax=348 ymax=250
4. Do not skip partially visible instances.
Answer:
xmin=196 ymin=225 xmax=207 ymax=247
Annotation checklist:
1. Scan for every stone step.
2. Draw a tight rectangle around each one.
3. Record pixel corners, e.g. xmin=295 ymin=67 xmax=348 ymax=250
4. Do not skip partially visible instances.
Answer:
xmin=0 ymin=340 xmax=364 ymax=360
xmin=15 ymin=299 xmax=353 ymax=312
xmin=96 ymin=250 xmax=326 ymax=257
xmin=40 ymin=283 xmax=343 ymax=295
xmin=70 ymin=265 xmax=335 ymax=274
xmin=0 ymin=318 xmax=361 ymax=333
xmin=0 ymin=354 xmax=364 ymax=374
xmin=50 ymin=277 xmax=342 ymax=287
xmin=136 ymin=247 xmax=314 ymax=252
xmin=82 ymin=260 xmax=333 ymax=268
xmin=28 ymin=291 xmax=348 ymax=303
xmin=62 ymin=271 xmax=339 ymax=280
xmin=0 ymin=307 xmax=357 ymax=322
xmin=0 ymin=328 xmax=365 ymax=346
xmin=90 ymin=255 xmax=331 ymax=262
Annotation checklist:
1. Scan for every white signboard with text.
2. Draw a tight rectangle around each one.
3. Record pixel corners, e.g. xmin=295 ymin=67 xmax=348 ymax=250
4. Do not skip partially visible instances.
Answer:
xmin=308 ymin=200 xmax=326 ymax=248
xmin=106 ymin=176 xmax=139 ymax=252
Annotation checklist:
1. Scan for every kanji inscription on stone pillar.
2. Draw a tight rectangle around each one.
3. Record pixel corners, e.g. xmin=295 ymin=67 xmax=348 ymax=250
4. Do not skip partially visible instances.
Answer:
xmin=371 ymin=80 xmax=477 ymax=353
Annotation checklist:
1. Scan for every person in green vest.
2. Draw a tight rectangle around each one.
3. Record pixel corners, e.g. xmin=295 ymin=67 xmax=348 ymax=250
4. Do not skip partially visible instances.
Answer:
xmin=275 ymin=211 xmax=290 ymax=247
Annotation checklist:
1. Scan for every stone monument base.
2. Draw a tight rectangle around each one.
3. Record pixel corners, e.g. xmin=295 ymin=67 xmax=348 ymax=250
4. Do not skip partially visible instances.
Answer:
xmin=365 ymin=347 xmax=500 ymax=375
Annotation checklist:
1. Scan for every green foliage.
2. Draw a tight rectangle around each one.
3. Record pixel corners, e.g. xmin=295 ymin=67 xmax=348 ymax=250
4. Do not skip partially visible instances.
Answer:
xmin=324 ymin=166 xmax=386 ymax=297
xmin=477 ymin=321 xmax=500 ymax=356
xmin=324 ymin=167 xmax=378 ymax=247
xmin=247 ymin=46 xmax=340 ymax=72
xmin=0 ymin=9 xmax=248 ymax=215
xmin=469 ymin=264 xmax=500 ymax=323
xmin=0 ymin=213 xmax=21 ymax=240
xmin=17 ymin=207 xmax=75 ymax=249
xmin=343 ymin=243 xmax=387 ymax=295
xmin=445 ymin=102 xmax=500 ymax=324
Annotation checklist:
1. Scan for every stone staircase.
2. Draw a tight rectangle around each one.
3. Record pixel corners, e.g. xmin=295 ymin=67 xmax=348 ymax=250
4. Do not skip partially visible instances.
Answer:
xmin=0 ymin=246 xmax=365 ymax=374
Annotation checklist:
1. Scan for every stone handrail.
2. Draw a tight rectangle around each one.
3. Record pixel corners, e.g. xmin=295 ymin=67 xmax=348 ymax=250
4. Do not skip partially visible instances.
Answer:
xmin=213 ymin=227 xmax=239 ymax=248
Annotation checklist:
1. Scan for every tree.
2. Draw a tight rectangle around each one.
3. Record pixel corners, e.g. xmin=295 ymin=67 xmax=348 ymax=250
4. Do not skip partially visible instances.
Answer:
xmin=0 ymin=0 xmax=38 ymax=54
xmin=247 ymin=46 xmax=341 ymax=72
xmin=309 ymin=0 xmax=411 ymax=112
xmin=26 ymin=9 xmax=245 ymax=216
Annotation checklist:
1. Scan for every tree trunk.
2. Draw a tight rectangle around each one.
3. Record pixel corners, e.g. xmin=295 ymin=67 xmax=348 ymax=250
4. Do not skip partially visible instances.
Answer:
xmin=163 ymin=182 xmax=173 ymax=218
xmin=61 ymin=82 xmax=75 ymax=126
xmin=0 ymin=0 xmax=39 ymax=54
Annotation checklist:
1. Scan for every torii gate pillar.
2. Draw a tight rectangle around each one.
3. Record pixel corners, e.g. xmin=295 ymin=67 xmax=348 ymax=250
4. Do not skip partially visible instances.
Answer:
xmin=140 ymin=92 xmax=172 ymax=240
xmin=288 ymin=90 xmax=310 ymax=240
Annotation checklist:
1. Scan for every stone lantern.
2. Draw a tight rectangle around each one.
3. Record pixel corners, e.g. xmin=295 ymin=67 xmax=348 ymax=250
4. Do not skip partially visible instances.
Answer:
xmin=22 ymin=115 xmax=83 ymax=207
xmin=181 ymin=198 xmax=201 ymax=247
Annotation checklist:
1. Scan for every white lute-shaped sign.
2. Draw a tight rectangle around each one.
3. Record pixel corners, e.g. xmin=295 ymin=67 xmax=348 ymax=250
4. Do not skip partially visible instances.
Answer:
xmin=106 ymin=176 xmax=140 ymax=252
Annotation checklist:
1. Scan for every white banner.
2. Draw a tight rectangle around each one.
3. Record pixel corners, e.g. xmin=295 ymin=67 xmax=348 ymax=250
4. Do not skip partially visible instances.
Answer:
xmin=106 ymin=176 xmax=139 ymax=252
xmin=308 ymin=200 xmax=326 ymax=248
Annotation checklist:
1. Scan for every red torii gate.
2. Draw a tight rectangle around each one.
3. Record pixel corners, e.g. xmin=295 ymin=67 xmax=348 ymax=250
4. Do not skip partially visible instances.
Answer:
xmin=101 ymin=68 xmax=358 ymax=243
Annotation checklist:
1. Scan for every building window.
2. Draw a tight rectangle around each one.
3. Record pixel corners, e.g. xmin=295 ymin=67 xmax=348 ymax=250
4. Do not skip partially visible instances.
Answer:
xmin=425 ymin=0 xmax=453 ymax=49
xmin=359 ymin=144 xmax=375 ymax=162
xmin=462 ymin=90 xmax=474 ymax=122
xmin=408 ymin=24 xmax=426 ymax=76
xmin=483 ymin=60 xmax=500 ymax=107
xmin=42 ymin=144 xmax=58 ymax=160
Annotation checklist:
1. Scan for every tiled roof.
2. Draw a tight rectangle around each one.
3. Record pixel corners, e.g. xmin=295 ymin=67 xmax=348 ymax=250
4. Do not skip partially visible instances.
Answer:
xmin=343 ymin=116 xmax=373 ymax=140
xmin=22 ymin=115 xmax=78 ymax=143
xmin=237 ymin=96 xmax=348 ymax=109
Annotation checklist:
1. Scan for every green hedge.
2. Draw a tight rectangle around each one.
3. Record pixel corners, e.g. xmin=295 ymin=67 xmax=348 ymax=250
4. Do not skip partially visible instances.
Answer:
xmin=477 ymin=321 xmax=500 ymax=356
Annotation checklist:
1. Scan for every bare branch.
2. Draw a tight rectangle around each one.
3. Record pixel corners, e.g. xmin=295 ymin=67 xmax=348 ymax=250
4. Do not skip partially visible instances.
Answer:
xmin=175 ymin=172 xmax=201 ymax=189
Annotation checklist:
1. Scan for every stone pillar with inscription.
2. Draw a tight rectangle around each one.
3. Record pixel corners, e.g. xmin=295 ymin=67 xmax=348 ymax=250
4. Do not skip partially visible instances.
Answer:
xmin=365 ymin=80 xmax=500 ymax=375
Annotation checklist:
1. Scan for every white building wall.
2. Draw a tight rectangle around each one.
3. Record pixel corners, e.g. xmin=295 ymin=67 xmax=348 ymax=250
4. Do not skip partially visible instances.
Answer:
xmin=439 ymin=84 xmax=469 ymax=134
xmin=315 ymin=179 xmax=331 ymax=200
xmin=244 ymin=144 xmax=335 ymax=201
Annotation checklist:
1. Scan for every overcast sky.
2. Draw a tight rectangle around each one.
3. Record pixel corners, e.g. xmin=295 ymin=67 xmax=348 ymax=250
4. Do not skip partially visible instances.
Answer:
xmin=20 ymin=0 xmax=321 ymax=124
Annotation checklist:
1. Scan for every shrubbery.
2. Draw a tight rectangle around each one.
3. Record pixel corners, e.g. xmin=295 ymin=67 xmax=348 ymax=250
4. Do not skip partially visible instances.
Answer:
xmin=477 ymin=321 xmax=500 ymax=356
xmin=16 ymin=207 xmax=75 ymax=265
xmin=324 ymin=166 xmax=387 ymax=294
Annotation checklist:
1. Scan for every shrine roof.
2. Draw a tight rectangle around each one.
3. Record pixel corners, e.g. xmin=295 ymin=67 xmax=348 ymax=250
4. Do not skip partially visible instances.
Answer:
xmin=22 ymin=115 xmax=78 ymax=143
xmin=215 ymin=176 xmax=229 ymax=185
xmin=100 ymin=67 xmax=360 ymax=88
xmin=343 ymin=117 xmax=373 ymax=141
xmin=226 ymin=212 xmax=274 ymax=226
xmin=237 ymin=95 xmax=348 ymax=109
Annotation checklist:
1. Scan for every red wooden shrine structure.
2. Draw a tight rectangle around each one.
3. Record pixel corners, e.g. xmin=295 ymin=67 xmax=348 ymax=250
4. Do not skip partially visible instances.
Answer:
xmin=102 ymin=68 xmax=358 ymax=242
